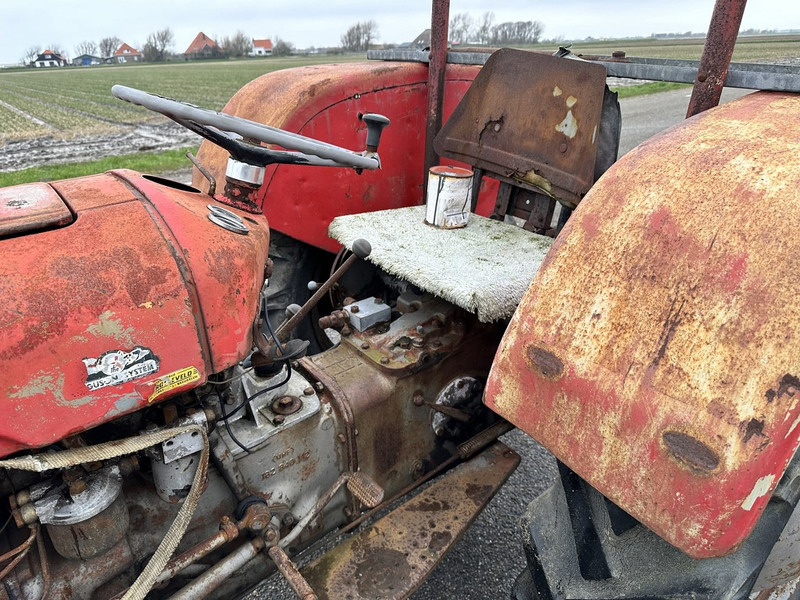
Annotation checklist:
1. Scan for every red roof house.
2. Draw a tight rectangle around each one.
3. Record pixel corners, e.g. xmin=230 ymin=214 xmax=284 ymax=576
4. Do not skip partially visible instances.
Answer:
xmin=113 ymin=43 xmax=142 ymax=63
xmin=250 ymin=38 xmax=273 ymax=56
xmin=185 ymin=32 xmax=222 ymax=59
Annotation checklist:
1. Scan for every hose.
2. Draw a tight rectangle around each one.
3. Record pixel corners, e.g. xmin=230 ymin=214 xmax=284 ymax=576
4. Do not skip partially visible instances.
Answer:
xmin=0 ymin=424 xmax=209 ymax=600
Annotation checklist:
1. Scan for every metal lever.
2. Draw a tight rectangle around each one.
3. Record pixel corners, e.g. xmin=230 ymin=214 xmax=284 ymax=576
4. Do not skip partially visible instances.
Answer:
xmin=362 ymin=114 xmax=390 ymax=152
xmin=273 ymin=239 xmax=372 ymax=343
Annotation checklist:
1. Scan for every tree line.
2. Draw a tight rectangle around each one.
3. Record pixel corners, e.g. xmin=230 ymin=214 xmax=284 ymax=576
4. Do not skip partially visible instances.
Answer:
xmin=338 ymin=12 xmax=544 ymax=53
xmin=449 ymin=12 xmax=544 ymax=45
xmin=20 ymin=28 xmax=294 ymax=65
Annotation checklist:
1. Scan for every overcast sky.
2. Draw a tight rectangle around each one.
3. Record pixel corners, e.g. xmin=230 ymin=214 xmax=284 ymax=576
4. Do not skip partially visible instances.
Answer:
xmin=1 ymin=0 xmax=798 ymax=65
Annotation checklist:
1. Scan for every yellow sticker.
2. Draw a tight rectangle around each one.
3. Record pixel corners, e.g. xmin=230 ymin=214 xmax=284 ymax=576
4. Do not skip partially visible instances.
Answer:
xmin=147 ymin=367 xmax=201 ymax=403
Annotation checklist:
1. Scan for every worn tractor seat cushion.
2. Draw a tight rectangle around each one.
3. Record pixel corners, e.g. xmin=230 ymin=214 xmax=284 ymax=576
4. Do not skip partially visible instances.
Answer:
xmin=329 ymin=205 xmax=553 ymax=322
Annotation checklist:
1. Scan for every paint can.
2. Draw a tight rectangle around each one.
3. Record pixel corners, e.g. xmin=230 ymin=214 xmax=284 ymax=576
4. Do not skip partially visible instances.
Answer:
xmin=425 ymin=165 xmax=473 ymax=228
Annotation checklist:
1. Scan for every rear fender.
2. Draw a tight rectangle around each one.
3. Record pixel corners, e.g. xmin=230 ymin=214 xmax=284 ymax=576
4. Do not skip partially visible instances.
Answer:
xmin=486 ymin=91 xmax=800 ymax=558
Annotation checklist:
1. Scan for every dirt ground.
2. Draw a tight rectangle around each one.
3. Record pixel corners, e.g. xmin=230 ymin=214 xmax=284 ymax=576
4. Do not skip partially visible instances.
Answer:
xmin=0 ymin=119 xmax=201 ymax=173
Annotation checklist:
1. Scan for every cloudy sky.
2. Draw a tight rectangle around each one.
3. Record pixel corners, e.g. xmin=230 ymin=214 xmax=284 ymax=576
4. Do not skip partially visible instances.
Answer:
xmin=1 ymin=0 xmax=797 ymax=65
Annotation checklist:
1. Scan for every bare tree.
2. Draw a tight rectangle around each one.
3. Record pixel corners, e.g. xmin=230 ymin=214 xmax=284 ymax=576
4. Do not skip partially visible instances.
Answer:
xmin=20 ymin=45 xmax=40 ymax=65
xmin=449 ymin=12 xmax=473 ymax=44
xmin=340 ymin=20 xmax=378 ymax=52
xmin=222 ymin=30 xmax=251 ymax=58
xmin=142 ymin=28 xmax=174 ymax=62
xmin=74 ymin=40 xmax=97 ymax=57
xmin=49 ymin=44 xmax=67 ymax=58
xmin=475 ymin=11 xmax=495 ymax=45
xmin=99 ymin=36 xmax=121 ymax=58
xmin=490 ymin=21 xmax=544 ymax=45
xmin=272 ymin=37 xmax=293 ymax=57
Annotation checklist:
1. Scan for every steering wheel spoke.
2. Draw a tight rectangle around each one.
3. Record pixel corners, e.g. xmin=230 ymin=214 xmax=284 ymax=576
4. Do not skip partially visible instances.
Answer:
xmin=112 ymin=85 xmax=386 ymax=171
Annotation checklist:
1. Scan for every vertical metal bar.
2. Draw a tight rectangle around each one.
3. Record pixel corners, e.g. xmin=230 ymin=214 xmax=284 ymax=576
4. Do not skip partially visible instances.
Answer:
xmin=686 ymin=0 xmax=748 ymax=118
xmin=424 ymin=0 xmax=450 ymax=196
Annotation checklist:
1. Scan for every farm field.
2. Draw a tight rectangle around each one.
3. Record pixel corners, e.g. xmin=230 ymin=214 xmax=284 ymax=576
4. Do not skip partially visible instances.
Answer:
xmin=0 ymin=36 xmax=798 ymax=174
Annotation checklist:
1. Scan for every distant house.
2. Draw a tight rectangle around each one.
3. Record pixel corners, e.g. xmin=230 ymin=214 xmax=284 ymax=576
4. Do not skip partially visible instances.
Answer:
xmin=33 ymin=50 xmax=66 ymax=68
xmin=184 ymin=32 xmax=222 ymax=59
xmin=72 ymin=54 xmax=102 ymax=66
xmin=410 ymin=29 xmax=432 ymax=48
xmin=249 ymin=39 xmax=273 ymax=56
xmin=113 ymin=43 xmax=142 ymax=63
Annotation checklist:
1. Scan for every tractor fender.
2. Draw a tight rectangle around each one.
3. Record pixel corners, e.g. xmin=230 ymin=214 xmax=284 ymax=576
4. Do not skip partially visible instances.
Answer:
xmin=485 ymin=91 xmax=800 ymax=559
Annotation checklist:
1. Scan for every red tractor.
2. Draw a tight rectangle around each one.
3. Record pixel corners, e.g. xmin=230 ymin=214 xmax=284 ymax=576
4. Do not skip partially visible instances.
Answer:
xmin=2 ymin=1 xmax=800 ymax=599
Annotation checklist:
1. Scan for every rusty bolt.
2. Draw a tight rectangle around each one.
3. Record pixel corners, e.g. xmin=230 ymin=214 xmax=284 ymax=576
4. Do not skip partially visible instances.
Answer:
xmin=278 ymin=396 xmax=293 ymax=407
xmin=380 ymin=357 xmax=390 ymax=365
xmin=337 ymin=433 xmax=347 ymax=444
xmin=697 ymin=72 xmax=708 ymax=83
xmin=282 ymin=513 xmax=295 ymax=527
xmin=435 ymin=427 xmax=445 ymax=437
xmin=350 ymin=305 xmax=360 ymax=314
xmin=315 ymin=382 xmax=325 ymax=392
xmin=374 ymin=297 xmax=384 ymax=304
xmin=413 ymin=391 xmax=425 ymax=407
xmin=291 ymin=360 xmax=301 ymax=370
xmin=361 ymin=342 xmax=370 ymax=350
xmin=412 ymin=337 xmax=424 ymax=348
xmin=341 ymin=326 xmax=351 ymax=336
xmin=265 ymin=528 xmax=279 ymax=544
xmin=303 ymin=387 xmax=314 ymax=396
xmin=412 ymin=460 xmax=424 ymax=478
xmin=274 ymin=415 xmax=285 ymax=425
xmin=559 ymin=142 xmax=567 ymax=153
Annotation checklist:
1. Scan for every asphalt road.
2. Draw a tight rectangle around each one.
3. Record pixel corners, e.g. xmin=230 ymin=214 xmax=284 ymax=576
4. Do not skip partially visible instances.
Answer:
xmin=244 ymin=86 xmax=757 ymax=600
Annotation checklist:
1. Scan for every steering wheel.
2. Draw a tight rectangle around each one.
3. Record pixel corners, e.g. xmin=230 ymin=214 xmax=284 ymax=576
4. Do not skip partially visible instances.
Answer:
xmin=111 ymin=85 xmax=389 ymax=171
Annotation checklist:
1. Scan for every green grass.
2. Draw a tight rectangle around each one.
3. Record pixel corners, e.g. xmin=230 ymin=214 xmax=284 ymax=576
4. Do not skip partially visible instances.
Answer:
xmin=611 ymin=81 xmax=691 ymax=98
xmin=0 ymin=146 xmax=197 ymax=186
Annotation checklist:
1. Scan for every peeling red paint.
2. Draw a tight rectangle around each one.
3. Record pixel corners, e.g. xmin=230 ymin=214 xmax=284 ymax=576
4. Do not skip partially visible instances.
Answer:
xmin=0 ymin=171 xmax=270 ymax=457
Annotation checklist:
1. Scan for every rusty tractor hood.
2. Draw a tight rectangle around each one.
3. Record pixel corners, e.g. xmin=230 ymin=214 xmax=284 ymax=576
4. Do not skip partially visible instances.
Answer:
xmin=485 ymin=91 xmax=800 ymax=559
xmin=0 ymin=171 xmax=269 ymax=458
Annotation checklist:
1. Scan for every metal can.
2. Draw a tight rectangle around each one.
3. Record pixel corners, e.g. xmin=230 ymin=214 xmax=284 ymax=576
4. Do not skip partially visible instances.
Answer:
xmin=425 ymin=166 xmax=473 ymax=228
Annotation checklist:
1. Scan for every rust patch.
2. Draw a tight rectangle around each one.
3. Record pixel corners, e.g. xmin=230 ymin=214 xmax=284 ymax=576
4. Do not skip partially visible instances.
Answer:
xmin=406 ymin=498 xmax=450 ymax=512
xmin=354 ymin=548 xmax=413 ymax=597
xmin=464 ymin=483 xmax=493 ymax=506
xmin=663 ymin=431 xmax=720 ymax=473
xmin=428 ymin=530 xmax=452 ymax=553
xmin=765 ymin=374 xmax=800 ymax=403
xmin=525 ymin=345 xmax=564 ymax=380
xmin=741 ymin=418 xmax=765 ymax=444
xmin=651 ymin=297 xmax=686 ymax=368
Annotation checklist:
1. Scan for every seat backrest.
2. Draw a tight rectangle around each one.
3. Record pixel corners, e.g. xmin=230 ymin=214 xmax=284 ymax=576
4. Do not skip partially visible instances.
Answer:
xmin=435 ymin=49 xmax=620 ymax=235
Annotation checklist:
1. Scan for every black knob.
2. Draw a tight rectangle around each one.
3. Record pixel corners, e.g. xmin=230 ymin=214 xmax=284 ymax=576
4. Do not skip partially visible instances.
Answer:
xmin=362 ymin=114 xmax=390 ymax=152
xmin=352 ymin=238 xmax=372 ymax=259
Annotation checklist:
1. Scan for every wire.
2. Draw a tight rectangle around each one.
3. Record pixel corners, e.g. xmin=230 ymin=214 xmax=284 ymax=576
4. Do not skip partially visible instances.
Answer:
xmin=221 ymin=397 xmax=252 ymax=455
xmin=0 ymin=513 xmax=12 ymax=537
xmin=205 ymin=366 xmax=254 ymax=385
xmin=219 ymin=362 xmax=293 ymax=455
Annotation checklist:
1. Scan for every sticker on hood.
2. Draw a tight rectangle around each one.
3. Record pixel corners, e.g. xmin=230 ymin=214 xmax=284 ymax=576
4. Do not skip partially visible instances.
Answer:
xmin=83 ymin=347 xmax=159 ymax=391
